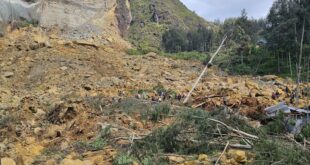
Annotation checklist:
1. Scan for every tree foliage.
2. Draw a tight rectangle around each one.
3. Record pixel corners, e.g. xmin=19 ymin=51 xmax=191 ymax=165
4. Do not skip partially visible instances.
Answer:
xmin=162 ymin=25 xmax=215 ymax=53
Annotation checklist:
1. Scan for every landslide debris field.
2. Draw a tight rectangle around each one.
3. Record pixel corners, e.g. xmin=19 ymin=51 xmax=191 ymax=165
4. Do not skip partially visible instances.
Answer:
xmin=0 ymin=27 xmax=310 ymax=165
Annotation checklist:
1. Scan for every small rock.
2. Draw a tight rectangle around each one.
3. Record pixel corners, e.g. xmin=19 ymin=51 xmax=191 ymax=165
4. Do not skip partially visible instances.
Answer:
xmin=245 ymin=81 xmax=259 ymax=90
xmin=132 ymin=121 xmax=144 ymax=130
xmin=45 ymin=125 xmax=62 ymax=139
xmin=35 ymin=109 xmax=46 ymax=118
xmin=198 ymin=154 xmax=209 ymax=161
xmin=228 ymin=150 xmax=247 ymax=163
xmin=1 ymin=157 xmax=16 ymax=165
xmin=25 ymin=137 xmax=36 ymax=145
xmin=45 ymin=159 xmax=57 ymax=165
xmin=83 ymin=84 xmax=92 ymax=91
xmin=241 ymin=97 xmax=259 ymax=107
xmin=3 ymin=72 xmax=14 ymax=78
xmin=261 ymin=75 xmax=278 ymax=81
xmin=168 ymin=156 xmax=185 ymax=163
xmin=116 ymin=139 xmax=131 ymax=145
xmin=60 ymin=66 xmax=68 ymax=71
xmin=34 ymin=127 xmax=44 ymax=136
xmin=120 ymin=116 xmax=132 ymax=125
xmin=0 ymin=143 xmax=7 ymax=153
xmin=60 ymin=141 xmax=69 ymax=150
xmin=183 ymin=160 xmax=200 ymax=165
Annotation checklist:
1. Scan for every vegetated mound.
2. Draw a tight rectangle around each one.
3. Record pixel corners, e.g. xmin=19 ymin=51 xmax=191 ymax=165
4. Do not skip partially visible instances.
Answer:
xmin=127 ymin=0 xmax=212 ymax=50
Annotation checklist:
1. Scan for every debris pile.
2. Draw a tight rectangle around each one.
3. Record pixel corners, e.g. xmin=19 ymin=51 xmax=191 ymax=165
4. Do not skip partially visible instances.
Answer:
xmin=0 ymin=27 xmax=309 ymax=164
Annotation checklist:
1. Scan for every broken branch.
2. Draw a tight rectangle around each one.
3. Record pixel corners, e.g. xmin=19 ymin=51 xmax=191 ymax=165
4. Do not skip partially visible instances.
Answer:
xmin=215 ymin=141 xmax=230 ymax=165
xmin=229 ymin=143 xmax=252 ymax=149
xmin=208 ymin=118 xmax=259 ymax=140
xmin=183 ymin=36 xmax=227 ymax=104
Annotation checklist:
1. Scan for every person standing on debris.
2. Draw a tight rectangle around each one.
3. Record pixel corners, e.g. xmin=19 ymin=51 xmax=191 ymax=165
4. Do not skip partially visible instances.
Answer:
xmin=272 ymin=92 xmax=277 ymax=100
xmin=275 ymin=90 xmax=281 ymax=98
xmin=290 ymin=91 xmax=296 ymax=104
xmin=285 ymin=86 xmax=290 ymax=97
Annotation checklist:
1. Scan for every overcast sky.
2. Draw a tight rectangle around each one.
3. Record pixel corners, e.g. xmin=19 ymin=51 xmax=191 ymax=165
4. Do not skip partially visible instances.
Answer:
xmin=180 ymin=0 xmax=275 ymax=21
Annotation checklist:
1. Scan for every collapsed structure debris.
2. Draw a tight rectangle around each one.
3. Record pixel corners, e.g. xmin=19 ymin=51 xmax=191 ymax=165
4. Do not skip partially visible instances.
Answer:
xmin=265 ymin=102 xmax=310 ymax=134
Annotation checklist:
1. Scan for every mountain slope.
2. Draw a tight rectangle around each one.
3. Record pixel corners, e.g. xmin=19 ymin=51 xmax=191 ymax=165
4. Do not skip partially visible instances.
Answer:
xmin=127 ymin=0 xmax=211 ymax=50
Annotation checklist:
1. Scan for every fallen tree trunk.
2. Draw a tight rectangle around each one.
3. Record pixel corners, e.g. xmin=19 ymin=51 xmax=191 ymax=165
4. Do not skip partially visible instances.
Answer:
xmin=183 ymin=36 xmax=227 ymax=104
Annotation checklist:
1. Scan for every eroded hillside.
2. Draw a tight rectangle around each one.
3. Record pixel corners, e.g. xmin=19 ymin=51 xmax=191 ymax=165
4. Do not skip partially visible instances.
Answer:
xmin=0 ymin=25 xmax=309 ymax=164
xmin=0 ymin=0 xmax=310 ymax=165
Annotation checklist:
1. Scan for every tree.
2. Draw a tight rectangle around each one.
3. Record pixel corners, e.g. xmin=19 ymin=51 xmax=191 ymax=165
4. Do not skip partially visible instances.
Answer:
xmin=162 ymin=28 xmax=188 ymax=53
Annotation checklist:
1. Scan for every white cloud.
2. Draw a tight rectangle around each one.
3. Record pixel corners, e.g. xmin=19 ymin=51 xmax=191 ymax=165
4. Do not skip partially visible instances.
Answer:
xmin=180 ymin=0 xmax=275 ymax=21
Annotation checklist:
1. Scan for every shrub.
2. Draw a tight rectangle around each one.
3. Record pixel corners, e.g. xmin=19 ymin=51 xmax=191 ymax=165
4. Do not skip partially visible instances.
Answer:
xmin=113 ymin=153 xmax=137 ymax=165
xmin=231 ymin=63 xmax=253 ymax=75
xmin=150 ymin=103 xmax=171 ymax=122
xmin=73 ymin=125 xmax=110 ymax=153
xmin=254 ymin=139 xmax=310 ymax=165
xmin=163 ymin=51 xmax=209 ymax=61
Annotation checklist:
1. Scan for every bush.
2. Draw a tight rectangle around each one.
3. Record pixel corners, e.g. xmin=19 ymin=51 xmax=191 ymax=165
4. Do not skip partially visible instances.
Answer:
xmin=254 ymin=139 xmax=310 ymax=165
xmin=126 ymin=44 xmax=159 ymax=56
xmin=73 ymin=125 xmax=110 ymax=153
xmin=150 ymin=103 xmax=171 ymax=122
xmin=162 ymin=51 xmax=209 ymax=61
xmin=262 ymin=113 xmax=286 ymax=135
xmin=295 ymin=124 xmax=310 ymax=141
xmin=231 ymin=63 xmax=253 ymax=75
xmin=113 ymin=153 xmax=137 ymax=165
xmin=126 ymin=48 xmax=141 ymax=55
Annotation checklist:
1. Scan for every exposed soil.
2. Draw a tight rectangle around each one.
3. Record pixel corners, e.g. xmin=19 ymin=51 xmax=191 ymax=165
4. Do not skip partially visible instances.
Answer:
xmin=0 ymin=27 xmax=309 ymax=164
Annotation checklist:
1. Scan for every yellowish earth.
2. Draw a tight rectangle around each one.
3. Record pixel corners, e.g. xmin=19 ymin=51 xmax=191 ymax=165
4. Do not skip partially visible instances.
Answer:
xmin=0 ymin=27 xmax=309 ymax=164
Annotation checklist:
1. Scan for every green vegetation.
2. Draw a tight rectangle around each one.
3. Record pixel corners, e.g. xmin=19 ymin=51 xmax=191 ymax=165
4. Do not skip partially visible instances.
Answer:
xmin=254 ymin=139 xmax=310 ymax=165
xmin=127 ymin=0 xmax=210 ymax=51
xmin=127 ymin=0 xmax=310 ymax=81
xmin=296 ymin=124 xmax=310 ymax=142
xmin=73 ymin=125 xmax=111 ymax=153
xmin=150 ymin=103 xmax=171 ymax=122
xmin=162 ymin=51 xmax=209 ymax=61
xmin=162 ymin=26 xmax=215 ymax=53
xmin=261 ymin=112 xmax=286 ymax=135
xmin=119 ymin=105 xmax=310 ymax=165
xmin=113 ymin=153 xmax=138 ymax=165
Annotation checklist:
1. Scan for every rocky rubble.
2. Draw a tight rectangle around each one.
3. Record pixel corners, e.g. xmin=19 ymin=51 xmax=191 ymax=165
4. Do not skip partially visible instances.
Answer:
xmin=0 ymin=27 xmax=309 ymax=164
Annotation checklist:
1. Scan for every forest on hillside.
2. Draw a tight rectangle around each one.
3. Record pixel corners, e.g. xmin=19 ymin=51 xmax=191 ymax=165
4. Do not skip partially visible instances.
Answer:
xmin=161 ymin=0 xmax=310 ymax=81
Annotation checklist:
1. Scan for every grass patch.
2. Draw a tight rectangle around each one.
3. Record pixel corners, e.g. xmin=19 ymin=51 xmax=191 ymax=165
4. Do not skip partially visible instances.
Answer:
xmin=113 ymin=153 xmax=139 ymax=165
xmin=73 ymin=125 xmax=111 ymax=153
xmin=161 ymin=51 xmax=209 ymax=61
xmin=85 ymin=95 xmax=109 ymax=112
xmin=150 ymin=103 xmax=171 ymax=122
xmin=32 ymin=146 xmax=68 ymax=165
xmin=253 ymin=139 xmax=310 ymax=165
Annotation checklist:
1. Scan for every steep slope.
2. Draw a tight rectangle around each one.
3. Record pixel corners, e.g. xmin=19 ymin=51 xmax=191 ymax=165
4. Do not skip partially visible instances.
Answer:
xmin=0 ymin=0 xmax=131 ymax=46
xmin=127 ymin=0 xmax=211 ymax=50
